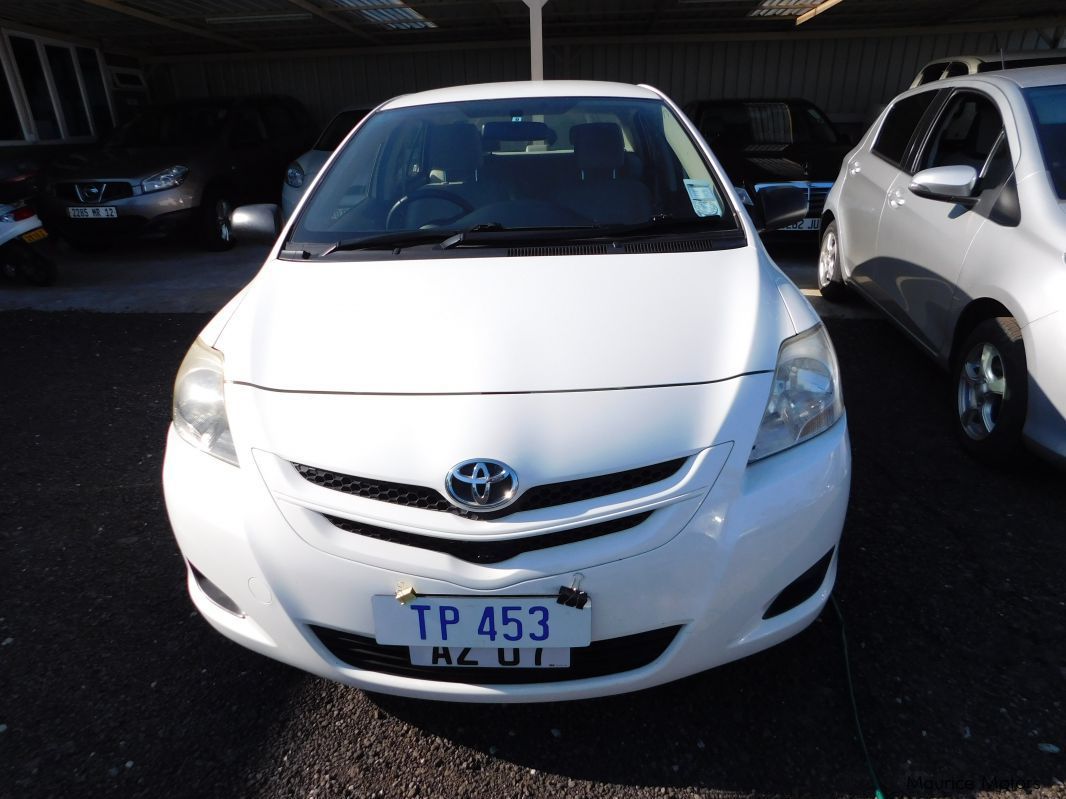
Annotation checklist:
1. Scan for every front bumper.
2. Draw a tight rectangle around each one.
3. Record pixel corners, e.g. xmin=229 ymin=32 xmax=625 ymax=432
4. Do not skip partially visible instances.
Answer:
xmin=37 ymin=184 xmax=198 ymax=241
xmin=162 ymin=406 xmax=850 ymax=702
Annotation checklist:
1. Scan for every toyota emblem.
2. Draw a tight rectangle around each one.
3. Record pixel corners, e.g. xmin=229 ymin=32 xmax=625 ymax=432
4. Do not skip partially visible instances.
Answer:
xmin=445 ymin=459 xmax=518 ymax=510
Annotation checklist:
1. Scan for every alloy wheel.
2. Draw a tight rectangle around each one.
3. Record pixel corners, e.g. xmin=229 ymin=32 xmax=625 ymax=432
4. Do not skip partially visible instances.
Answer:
xmin=818 ymin=228 xmax=837 ymax=288
xmin=957 ymin=341 xmax=1007 ymax=440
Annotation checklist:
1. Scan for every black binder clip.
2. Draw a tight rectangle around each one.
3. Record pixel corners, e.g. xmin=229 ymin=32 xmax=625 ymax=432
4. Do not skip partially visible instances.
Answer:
xmin=557 ymin=574 xmax=589 ymax=609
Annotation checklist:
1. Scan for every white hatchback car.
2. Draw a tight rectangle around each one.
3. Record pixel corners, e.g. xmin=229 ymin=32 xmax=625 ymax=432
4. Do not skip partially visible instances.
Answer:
xmin=163 ymin=80 xmax=850 ymax=702
xmin=819 ymin=66 xmax=1066 ymax=462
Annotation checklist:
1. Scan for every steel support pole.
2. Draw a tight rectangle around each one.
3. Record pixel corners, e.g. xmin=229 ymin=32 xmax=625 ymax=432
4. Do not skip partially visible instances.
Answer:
xmin=523 ymin=0 xmax=548 ymax=80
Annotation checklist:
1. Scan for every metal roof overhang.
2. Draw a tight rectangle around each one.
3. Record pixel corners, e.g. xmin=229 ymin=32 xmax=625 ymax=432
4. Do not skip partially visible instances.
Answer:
xmin=0 ymin=0 xmax=1063 ymax=60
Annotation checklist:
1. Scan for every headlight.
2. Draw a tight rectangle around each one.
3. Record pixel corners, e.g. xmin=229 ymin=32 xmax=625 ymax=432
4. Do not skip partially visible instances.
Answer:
xmin=750 ymin=324 xmax=844 ymax=462
xmin=285 ymin=162 xmax=305 ymax=188
xmin=172 ymin=338 xmax=238 ymax=466
xmin=142 ymin=165 xmax=188 ymax=193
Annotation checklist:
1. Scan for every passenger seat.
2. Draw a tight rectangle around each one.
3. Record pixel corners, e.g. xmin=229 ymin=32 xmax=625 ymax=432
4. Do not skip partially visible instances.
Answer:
xmin=560 ymin=123 xmax=652 ymax=225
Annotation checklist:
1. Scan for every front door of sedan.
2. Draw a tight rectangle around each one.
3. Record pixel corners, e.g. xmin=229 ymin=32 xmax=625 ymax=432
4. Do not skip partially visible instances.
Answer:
xmin=872 ymin=90 xmax=1009 ymax=356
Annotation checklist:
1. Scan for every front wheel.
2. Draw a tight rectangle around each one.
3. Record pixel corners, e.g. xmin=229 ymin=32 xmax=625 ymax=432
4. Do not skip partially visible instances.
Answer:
xmin=951 ymin=316 xmax=1028 ymax=461
xmin=817 ymin=221 xmax=849 ymax=302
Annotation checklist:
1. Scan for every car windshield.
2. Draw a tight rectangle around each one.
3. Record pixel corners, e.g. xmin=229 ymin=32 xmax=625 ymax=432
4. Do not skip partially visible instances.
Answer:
xmin=105 ymin=103 xmax=231 ymax=147
xmin=1024 ymin=84 xmax=1066 ymax=199
xmin=315 ymin=109 xmax=370 ymax=151
xmin=286 ymin=95 xmax=738 ymax=255
xmin=697 ymin=101 xmax=839 ymax=147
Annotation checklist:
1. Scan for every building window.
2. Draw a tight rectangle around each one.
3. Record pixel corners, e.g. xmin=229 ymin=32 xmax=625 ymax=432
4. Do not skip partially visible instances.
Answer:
xmin=1 ymin=29 xmax=115 ymax=144
xmin=77 ymin=47 xmax=113 ymax=136
xmin=9 ymin=35 xmax=61 ymax=140
xmin=45 ymin=44 xmax=91 ymax=137
xmin=0 ymin=57 xmax=25 ymax=142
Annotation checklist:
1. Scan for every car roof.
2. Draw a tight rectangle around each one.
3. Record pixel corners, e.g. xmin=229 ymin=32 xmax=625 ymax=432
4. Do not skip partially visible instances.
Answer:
xmin=382 ymin=80 xmax=662 ymax=110
xmin=926 ymin=51 xmax=1066 ymax=65
xmin=689 ymin=97 xmax=819 ymax=105
xmin=979 ymin=63 xmax=1066 ymax=88
xmin=916 ymin=64 xmax=1066 ymax=92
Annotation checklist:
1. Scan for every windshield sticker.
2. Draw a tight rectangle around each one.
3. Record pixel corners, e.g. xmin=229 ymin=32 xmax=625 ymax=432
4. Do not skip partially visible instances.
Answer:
xmin=684 ymin=179 xmax=722 ymax=217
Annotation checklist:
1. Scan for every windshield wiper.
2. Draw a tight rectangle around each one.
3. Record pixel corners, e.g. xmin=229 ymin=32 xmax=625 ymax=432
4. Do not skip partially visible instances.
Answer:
xmin=438 ymin=223 xmax=607 ymax=249
xmin=320 ymin=229 xmax=460 ymax=255
xmin=319 ymin=216 xmax=726 ymax=256
xmin=589 ymin=214 xmax=724 ymax=238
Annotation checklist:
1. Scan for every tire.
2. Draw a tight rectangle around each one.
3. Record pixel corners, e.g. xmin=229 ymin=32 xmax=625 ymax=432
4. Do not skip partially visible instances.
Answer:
xmin=951 ymin=316 xmax=1028 ymax=461
xmin=199 ymin=191 xmax=235 ymax=252
xmin=817 ymin=221 xmax=849 ymax=302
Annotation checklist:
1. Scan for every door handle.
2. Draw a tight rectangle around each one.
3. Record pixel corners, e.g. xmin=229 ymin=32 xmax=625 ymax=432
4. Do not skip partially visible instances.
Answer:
xmin=849 ymin=161 xmax=861 ymax=175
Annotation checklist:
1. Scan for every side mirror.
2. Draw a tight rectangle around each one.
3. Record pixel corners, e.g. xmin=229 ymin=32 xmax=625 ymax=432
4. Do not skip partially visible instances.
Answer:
xmin=909 ymin=165 xmax=978 ymax=205
xmin=757 ymin=185 xmax=808 ymax=232
xmin=230 ymin=204 xmax=279 ymax=243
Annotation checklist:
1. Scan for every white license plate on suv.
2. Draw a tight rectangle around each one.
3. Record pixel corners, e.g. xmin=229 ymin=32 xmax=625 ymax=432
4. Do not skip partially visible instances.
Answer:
xmin=782 ymin=217 xmax=820 ymax=231
xmin=371 ymin=595 xmax=592 ymax=649
xmin=68 ymin=206 xmax=117 ymax=219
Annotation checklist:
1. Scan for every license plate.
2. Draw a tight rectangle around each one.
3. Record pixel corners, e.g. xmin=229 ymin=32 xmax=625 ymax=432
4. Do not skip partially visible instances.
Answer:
xmin=372 ymin=595 xmax=592 ymax=649
xmin=20 ymin=228 xmax=48 ymax=243
xmin=409 ymin=646 xmax=571 ymax=668
xmin=782 ymin=217 xmax=820 ymax=231
xmin=68 ymin=206 xmax=117 ymax=219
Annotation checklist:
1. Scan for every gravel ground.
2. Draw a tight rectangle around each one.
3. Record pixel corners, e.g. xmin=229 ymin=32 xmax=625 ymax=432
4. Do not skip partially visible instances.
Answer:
xmin=1 ymin=311 xmax=1064 ymax=799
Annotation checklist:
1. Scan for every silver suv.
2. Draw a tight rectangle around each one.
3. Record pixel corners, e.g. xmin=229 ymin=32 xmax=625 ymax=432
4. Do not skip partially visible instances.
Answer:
xmin=40 ymin=96 xmax=312 ymax=251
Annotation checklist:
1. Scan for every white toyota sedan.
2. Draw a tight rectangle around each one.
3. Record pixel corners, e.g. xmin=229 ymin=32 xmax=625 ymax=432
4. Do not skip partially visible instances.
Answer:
xmin=163 ymin=81 xmax=850 ymax=702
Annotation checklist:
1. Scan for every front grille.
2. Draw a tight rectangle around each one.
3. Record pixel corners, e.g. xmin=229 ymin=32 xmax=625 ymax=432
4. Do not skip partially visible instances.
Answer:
xmin=323 ymin=510 xmax=653 ymax=564
xmin=310 ymin=624 xmax=681 ymax=684
xmin=53 ymin=181 xmax=134 ymax=203
xmin=292 ymin=458 xmax=686 ymax=520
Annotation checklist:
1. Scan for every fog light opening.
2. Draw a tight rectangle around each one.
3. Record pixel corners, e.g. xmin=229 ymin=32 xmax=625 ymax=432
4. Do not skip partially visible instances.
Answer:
xmin=189 ymin=562 xmax=245 ymax=617
xmin=763 ymin=548 xmax=835 ymax=620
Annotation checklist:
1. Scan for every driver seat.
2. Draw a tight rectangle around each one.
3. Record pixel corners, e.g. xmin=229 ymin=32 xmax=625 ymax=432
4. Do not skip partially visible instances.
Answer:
xmin=402 ymin=123 xmax=506 ymax=228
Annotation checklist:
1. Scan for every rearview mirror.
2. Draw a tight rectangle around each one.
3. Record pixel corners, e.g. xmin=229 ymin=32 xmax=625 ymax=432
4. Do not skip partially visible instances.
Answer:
xmin=230 ymin=204 xmax=279 ymax=243
xmin=757 ymin=185 xmax=808 ymax=232
xmin=909 ymin=165 xmax=978 ymax=205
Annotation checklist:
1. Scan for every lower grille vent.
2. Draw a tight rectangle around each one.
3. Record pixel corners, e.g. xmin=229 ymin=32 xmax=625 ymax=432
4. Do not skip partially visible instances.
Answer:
xmin=310 ymin=624 xmax=682 ymax=684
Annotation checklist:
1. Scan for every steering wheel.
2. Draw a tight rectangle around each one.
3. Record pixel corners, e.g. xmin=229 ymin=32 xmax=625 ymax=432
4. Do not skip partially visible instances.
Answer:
xmin=386 ymin=188 xmax=475 ymax=230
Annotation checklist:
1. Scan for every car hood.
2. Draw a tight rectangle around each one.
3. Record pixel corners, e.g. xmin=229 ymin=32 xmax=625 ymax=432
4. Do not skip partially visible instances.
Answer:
xmin=46 ymin=146 xmax=204 ymax=182
xmin=216 ymin=246 xmax=799 ymax=394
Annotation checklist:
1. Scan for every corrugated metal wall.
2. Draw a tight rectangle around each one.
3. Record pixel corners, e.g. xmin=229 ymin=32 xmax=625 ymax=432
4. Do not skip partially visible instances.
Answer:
xmin=158 ymin=28 xmax=1058 ymax=130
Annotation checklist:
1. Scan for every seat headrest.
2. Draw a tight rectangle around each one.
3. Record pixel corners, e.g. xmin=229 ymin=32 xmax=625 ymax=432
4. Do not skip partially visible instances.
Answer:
xmin=425 ymin=123 xmax=482 ymax=174
xmin=570 ymin=122 xmax=625 ymax=172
